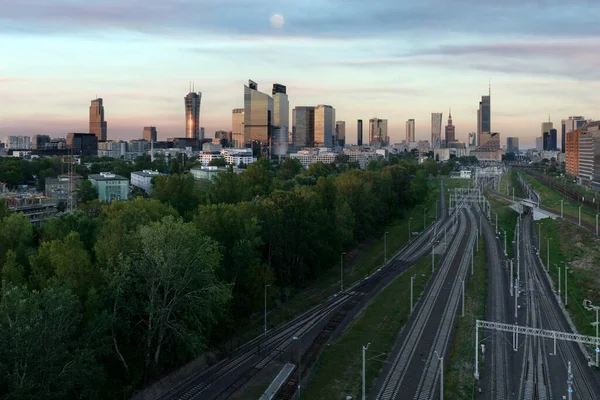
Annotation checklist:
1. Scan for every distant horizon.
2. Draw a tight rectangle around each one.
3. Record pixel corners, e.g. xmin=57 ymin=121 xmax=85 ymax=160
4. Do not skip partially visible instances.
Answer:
xmin=3 ymin=1 xmax=600 ymax=150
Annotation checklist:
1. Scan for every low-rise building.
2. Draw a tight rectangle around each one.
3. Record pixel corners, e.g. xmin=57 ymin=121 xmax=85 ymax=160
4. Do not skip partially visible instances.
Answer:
xmin=2 ymin=193 xmax=58 ymax=227
xmin=131 ymin=170 xmax=163 ymax=193
xmin=45 ymin=175 xmax=83 ymax=203
xmin=88 ymin=172 xmax=129 ymax=202
xmin=190 ymin=166 xmax=243 ymax=181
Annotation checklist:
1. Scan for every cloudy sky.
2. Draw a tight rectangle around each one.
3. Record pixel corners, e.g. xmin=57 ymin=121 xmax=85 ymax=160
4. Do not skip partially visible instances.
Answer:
xmin=2 ymin=0 xmax=600 ymax=148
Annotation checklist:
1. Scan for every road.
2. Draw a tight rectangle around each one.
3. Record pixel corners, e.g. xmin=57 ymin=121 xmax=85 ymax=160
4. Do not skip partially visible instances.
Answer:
xmin=372 ymin=191 xmax=477 ymax=400
xmin=161 ymin=180 xmax=455 ymax=400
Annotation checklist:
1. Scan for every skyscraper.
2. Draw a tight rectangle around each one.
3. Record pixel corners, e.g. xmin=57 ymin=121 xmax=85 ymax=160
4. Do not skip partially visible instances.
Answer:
xmin=314 ymin=105 xmax=336 ymax=147
xmin=357 ymin=119 xmax=363 ymax=146
xmin=232 ymin=108 xmax=245 ymax=147
xmin=292 ymin=106 xmax=315 ymax=148
xmin=184 ymin=89 xmax=202 ymax=139
xmin=272 ymin=84 xmax=289 ymax=157
xmin=244 ymin=80 xmax=273 ymax=150
xmin=336 ymin=121 xmax=346 ymax=147
xmin=406 ymin=119 xmax=415 ymax=142
xmin=477 ymin=91 xmax=491 ymax=146
xmin=90 ymin=98 xmax=107 ymax=142
xmin=431 ymin=113 xmax=443 ymax=148
xmin=541 ymin=120 xmax=553 ymax=137
xmin=506 ymin=137 xmax=519 ymax=153
xmin=369 ymin=118 xmax=388 ymax=146
xmin=444 ymin=111 xmax=455 ymax=146
xmin=143 ymin=127 xmax=157 ymax=142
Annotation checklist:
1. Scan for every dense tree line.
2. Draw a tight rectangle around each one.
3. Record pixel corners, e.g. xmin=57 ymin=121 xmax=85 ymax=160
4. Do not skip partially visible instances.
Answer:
xmin=0 ymin=154 xmax=431 ymax=399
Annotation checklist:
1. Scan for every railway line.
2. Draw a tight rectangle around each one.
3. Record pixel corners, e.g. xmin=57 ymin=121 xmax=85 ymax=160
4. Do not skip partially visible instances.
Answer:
xmin=373 ymin=193 xmax=477 ymax=400
xmin=162 ymin=181 xmax=456 ymax=400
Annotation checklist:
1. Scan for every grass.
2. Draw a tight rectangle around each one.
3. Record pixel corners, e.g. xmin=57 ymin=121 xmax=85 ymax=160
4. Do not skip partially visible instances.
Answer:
xmin=520 ymin=173 xmax=598 ymax=226
xmin=218 ymin=180 xmax=442 ymax=351
xmin=445 ymin=232 xmax=487 ymax=399
xmin=535 ymin=217 xmax=600 ymax=339
xmin=301 ymin=255 xmax=439 ymax=399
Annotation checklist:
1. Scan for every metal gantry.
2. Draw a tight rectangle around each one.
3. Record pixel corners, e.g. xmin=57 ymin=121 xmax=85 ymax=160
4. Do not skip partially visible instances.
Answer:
xmin=474 ymin=319 xmax=600 ymax=380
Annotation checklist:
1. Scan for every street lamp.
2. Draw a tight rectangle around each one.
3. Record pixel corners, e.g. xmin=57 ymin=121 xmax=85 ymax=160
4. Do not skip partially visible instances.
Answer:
xmin=384 ymin=231 xmax=389 ymax=263
xmin=293 ymin=336 xmax=301 ymax=396
xmin=264 ymin=284 xmax=272 ymax=338
xmin=423 ymin=207 xmax=427 ymax=231
xmin=434 ymin=351 xmax=444 ymax=400
xmin=547 ymin=238 xmax=551 ymax=272
xmin=565 ymin=262 xmax=569 ymax=306
xmin=560 ymin=199 xmax=564 ymax=219
xmin=340 ymin=252 xmax=347 ymax=292
xmin=362 ymin=342 xmax=371 ymax=400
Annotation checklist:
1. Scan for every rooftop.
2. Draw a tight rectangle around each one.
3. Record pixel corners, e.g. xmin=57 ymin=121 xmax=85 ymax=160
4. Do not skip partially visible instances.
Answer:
xmin=89 ymin=172 xmax=128 ymax=181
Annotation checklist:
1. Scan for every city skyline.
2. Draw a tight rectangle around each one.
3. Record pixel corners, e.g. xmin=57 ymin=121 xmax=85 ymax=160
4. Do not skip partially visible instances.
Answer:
xmin=2 ymin=1 xmax=600 ymax=148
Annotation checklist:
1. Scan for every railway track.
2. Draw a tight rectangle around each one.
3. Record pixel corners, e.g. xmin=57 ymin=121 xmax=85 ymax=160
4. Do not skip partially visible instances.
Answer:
xmin=374 ymin=197 xmax=477 ymax=400
xmin=162 ymin=182 xmax=457 ymax=400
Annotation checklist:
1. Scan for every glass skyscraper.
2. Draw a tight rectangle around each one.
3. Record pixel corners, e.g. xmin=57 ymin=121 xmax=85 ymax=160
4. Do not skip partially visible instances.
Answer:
xmin=185 ymin=91 xmax=202 ymax=139
xmin=272 ymin=84 xmax=289 ymax=157
xmin=292 ymin=106 xmax=315 ymax=148
xmin=244 ymin=80 xmax=273 ymax=148
xmin=314 ymin=105 xmax=336 ymax=147
xmin=431 ymin=113 xmax=443 ymax=148
xmin=90 ymin=98 xmax=107 ymax=142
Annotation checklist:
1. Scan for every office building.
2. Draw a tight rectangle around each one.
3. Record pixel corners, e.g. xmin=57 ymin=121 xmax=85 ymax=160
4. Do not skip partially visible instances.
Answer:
xmin=272 ymin=83 xmax=289 ymax=157
xmin=477 ymin=91 xmax=491 ymax=146
xmin=232 ymin=108 xmax=245 ymax=147
xmin=131 ymin=170 xmax=163 ymax=194
xmin=468 ymin=132 xmax=476 ymax=148
xmin=506 ymin=137 xmax=519 ymax=153
xmin=143 ymin=127 xmax=157 ymax=142
xmin=577 ymin=122 xmax=600 ymax=187
xmin=67 ymin=132 xmax=98 ymax=156
xmin=314 ymin=105 xmax=336 ymax=147
xmin=292 ymin=106 xmax=315 ymax=148
xmin=444 ymin=112 xmax=455 ymax=146
xmin=184 ymin=90 xmax=202 ymax=139
xmin=541 ymin=120 xmax=553 ymax=137
xmin=406 ymin=119 xmax=415 ymax=143
xmin=357 ymin=119 xmax=363 ymax=146
xmin=566 ymin=130 xmax=581 ymax=176
xmin=543 ymin=129 xmax=558 ymax=151
xmin=90 ymin=98 xmax=107 ymax=142
xmin=88 ymin=172 xmax=129 ymax=202
xmin=431 ymin=113 xmax=443 ymax=148
xmin=98 ymin=140 xmax=127 ymax=158
xmin=472 ymin=132 xmax=501 ymax=161
xmin=336 ymin=121 xmax=346 ymax=147
xmin=369 ymin=118 xmax=388 ymax=147
xmin=561 ymin=116 xmax=586 ymax=153
xmin=244 ymin=80 xmax=273 ymax=150
xmin=31 ymin=135 xmax=51 ymax=150
xmin=536 ymin=137 xmax=544 ymax=151
xmin=4 ymin=136 xmax=31 ymax=150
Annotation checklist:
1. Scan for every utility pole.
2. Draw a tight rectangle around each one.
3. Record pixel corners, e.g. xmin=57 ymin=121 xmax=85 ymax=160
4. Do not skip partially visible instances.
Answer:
xmin=410 ymin=275 xmax=415 ymax=312
xmin=431 ymin=243 xmax=435 ymax=274
xmin=579 ymin=205 xmax=582 ymax=226
xmin=471 ymin=247 xmax=474 ymax=275
xmin=435 ymin=352 xmax=444 ymax=400
xmin=510 ymin=259 xmax=513 ymax=296
xmin=547 ymin=238 xmax=551 ymax=272
xmin=596 ymin=213 xmax=599 ymax=236
xmin=423 ymin=208 xmax=427 ymax=231
xmin=362 ymin=343 xmax=370 ymax=400
xmin=264 ymin=284 xmax=271 ymax=338
xmin=558 ymin=264 xmax=561 ymax=297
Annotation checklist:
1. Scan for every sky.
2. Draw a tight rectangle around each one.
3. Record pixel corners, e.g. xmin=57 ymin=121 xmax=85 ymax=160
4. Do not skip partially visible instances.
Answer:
xmin=2 ymin=0 xmax=600 ymax=148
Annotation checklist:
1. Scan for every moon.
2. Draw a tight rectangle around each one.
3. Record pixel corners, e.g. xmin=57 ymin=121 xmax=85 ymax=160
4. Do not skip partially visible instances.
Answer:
xmin=270 ymin=14 xmax=284 ymax=29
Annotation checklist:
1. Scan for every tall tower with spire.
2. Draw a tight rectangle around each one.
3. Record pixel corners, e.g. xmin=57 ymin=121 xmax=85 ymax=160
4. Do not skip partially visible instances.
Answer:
xmin=185 ymin=83 xmax=202 ymax=139
xmin=445 ymin=109 xmax=456 ymax=146
xmin=477 ymin=85 xmax=491 ymax=146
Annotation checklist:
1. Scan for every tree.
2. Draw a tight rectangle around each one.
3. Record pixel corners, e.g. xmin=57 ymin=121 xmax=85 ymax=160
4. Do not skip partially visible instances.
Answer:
xmin=0 ymin=281 xmax=103 ymax=399
xmin=116 ymin=217 xmax=231 ymax=381
xmin=0 ymin=212 xmax=34 ymax=267
xmin=151 ymin=174 xmax=202 ymax=217
xmin=76 ymin=180 xmax=98 ymax=204
xmin=208 ymin=157 xmax=227 ymax=167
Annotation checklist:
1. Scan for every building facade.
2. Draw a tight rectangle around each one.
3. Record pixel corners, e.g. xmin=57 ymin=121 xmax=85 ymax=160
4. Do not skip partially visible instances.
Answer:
xmin=369 ymin=118 xmax=388 ymax=147
xmin=88 ymin=172 xmax=129 ymax=202
xmin=185 ymin=91 xmax=202 ymax=139
xmin=406 ymin=119 xmax=415 ymax=143
xmin=143 ymin=126 xmax=157 ymax=142
xmin=90 ymin=98 xmax=107 ymax=142
xmin=244 ymin=80 xmax=273 ymax=149
xmin=231 ymin=108 xmax=245 ymax=147
xmin=67 ymin=132 xmax=98 ymax=156
xmin=314 ymin=105 xmax=336 ymax=147
xmin=506 ymin=137 xmax=519 ymax=153
xmin=272 ymin=84 xmax=289 ymax=157
xmin=131 ymin=170 xmax=162 ymax=193
xmin=336 ymin=121 xmax=346 ymax=147
xmin=98 ymin=140 xmax=127 ymax=158
xmin=357 ymin=119 xmax=363 ymax=146
xmin=431 ymin=113 xmax=443 ymax=149
xmin=292 ymin=106 xmax=315 ymax=148
xmin=4 ymin=136 xmax=31 ymax=150
xmin=561 ymin=116 xmax=586 ymax=153
xmin=31 ymin=135 xmax=51 ymax=150
xmin=477 ymin=94 xmax=491 ymax=145
xmin=444 ymin=112 xmax=455 ymax=146
xmin=566 ymin=130 xmax=581 ymax=177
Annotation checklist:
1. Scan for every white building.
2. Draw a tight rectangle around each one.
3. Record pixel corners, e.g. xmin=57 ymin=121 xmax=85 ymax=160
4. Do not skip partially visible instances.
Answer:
xmin=131 ymin=170 xmax=163 ymax=194
xmin=190 ymin=166 xmax=243 ymax=181
xmin=98 ymin=140 xmax=127 ymax=158
xmin=223 ymin=148 xmax=256 ymax=166
xmin=5 ymin=136 xmax=31 ymax=150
